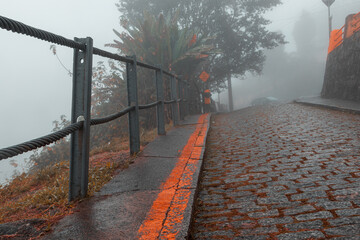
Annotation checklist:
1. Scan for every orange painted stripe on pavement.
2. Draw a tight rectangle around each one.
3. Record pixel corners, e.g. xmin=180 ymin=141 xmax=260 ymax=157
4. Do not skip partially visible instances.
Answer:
xmin=137 ymin=114 xmax=208 ymax=239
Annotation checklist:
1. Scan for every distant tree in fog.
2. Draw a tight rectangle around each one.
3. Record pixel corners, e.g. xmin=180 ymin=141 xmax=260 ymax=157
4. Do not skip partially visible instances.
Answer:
xmin=293 ymin=11 xmax=318 ymax=56
xmin=260 ymin=10 xmax=326 ymax=100
xmin=117 ymin=0 xmax=286 ymax=92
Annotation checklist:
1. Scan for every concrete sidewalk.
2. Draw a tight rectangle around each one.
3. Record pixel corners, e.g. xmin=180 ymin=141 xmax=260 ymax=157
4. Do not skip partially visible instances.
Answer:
xmin=44 ymin=114 xmax=210 ymax=240
xmin=295 ymin=96 xmax=360 ymax=114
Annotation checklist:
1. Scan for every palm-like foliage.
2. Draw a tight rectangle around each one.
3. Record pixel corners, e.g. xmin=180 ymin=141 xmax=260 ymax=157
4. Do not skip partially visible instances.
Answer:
xmin=106 ymin=12 xmax=215 ymax=77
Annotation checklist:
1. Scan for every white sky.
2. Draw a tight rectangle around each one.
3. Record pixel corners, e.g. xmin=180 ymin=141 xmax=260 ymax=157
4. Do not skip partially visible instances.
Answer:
xmin=267 ymin=0 xmax=360 ymax=52
xmin=0 ymin=0 xmax=360 ymax=183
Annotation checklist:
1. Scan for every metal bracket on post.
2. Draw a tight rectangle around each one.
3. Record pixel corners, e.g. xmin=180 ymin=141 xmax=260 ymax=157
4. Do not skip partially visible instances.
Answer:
xmin=69 ymin=37 xmax=93 ymax=201
xmin=179 ymin=81 xmax=185 ymax=120
xmin=185 ymin=84 xmax=190 ymax=117
xmin=126 ymin=56 xmax=140 ymax=155
xmin=156 ymin=67 xmax=166 ymax=135
xmin=170 ymin=76 xmax=179 ymax=126
xmin=183 ymin=82 xmax=189 ymax=117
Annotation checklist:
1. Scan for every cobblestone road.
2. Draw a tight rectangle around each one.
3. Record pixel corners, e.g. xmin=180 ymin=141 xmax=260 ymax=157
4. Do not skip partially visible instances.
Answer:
xmin=190 ymin=104 xmax=360 ymax=239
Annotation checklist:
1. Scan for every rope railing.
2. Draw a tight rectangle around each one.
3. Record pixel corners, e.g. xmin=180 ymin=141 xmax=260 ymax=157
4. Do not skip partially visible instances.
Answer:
xmin=138 ymin=101 xmax=161 ymax=110
xmin=164 ymin=100 xmax=177 ymax=104
xmin=0 ymin=15 xmax=84 ymax=50
xmin=0 ymin=122 xmax=83 ymax=160
xmin=0 ymin=14 xmax=194 ymax=200
xmin=0 ymin=15 xmax=183 ymax=82
xmin=93 ymin=47 xmax=132 ymax=64
xmin=328 ymin=11 xmax=360 ymax=54
xmin=90 ymin=106 xmax=135 ymax=126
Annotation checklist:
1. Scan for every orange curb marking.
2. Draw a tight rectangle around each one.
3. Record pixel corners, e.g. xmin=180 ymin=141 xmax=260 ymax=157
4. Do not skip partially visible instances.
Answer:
xmin=137 ymin=114 xmax=209 ymax=239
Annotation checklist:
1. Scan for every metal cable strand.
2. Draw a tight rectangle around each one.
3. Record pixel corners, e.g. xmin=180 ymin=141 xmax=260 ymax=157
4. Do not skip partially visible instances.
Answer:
xmin=93 ymin=47 xmax=132 ymax=63
xmin=0 ymin=15 xmax=184 ymax=81
xmin=164 ymin=100 xmax=176 ymax=104
xmin=138 ymin=101 xmax=161 ymax=110
xmin=136 ymin=61 xmax=160 ymax=71
xmin=0 ymin=15 xmax=84 ymax=50
xmin=0 ymin=122 xmax=83 ymax=161
xmin=163 ymin=70 xmax=174 ymax=77
xmin=90 ymin=106 xmax=134 ymax=126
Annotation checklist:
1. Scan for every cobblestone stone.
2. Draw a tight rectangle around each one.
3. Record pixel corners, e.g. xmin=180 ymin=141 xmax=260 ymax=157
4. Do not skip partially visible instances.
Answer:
xmin=290 ymin=191 xmax=328 ymax=200
xmin=325 ymin=224 xmax=360 ymax=236
xmin=283 ymin=204 xmax=316 ymax=216
xmin=248 ymin=209 xmax=279 ymax=218
xmin=190 ymin=104 xmax=360 ymax=239
xmin=241 ymin=226 xmax=278 ymax=235
xmin=277 ymin=231 xmax=325 ymax=240
xmin=230 ymin=220 xmax=257 ymax=229
xmin=328 ymin=216 xmax=360 ymax=226
xmin=336 ymin=208 xmax=360 ymax=217
xmin=257 ymin=196 xmax=290 ymax=205
xmin=331 ymin=237 xmax=360 ymax=240
xmin=295 ymin=211 xmax=333 ymax=221
xmin=233 ymin=236 xmax=267 ymax=240
xmin=284 ymin=220 xmax=323 ymax=231
xmin=257 ymin=217 xmax=293 ymax=226
xmin=315 ymin=201 xmax=352 ymax=210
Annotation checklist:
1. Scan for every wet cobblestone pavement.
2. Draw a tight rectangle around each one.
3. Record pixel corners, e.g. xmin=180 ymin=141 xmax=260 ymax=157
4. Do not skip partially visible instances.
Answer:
xmin=190 ymin=104 xmax=360 ymax=239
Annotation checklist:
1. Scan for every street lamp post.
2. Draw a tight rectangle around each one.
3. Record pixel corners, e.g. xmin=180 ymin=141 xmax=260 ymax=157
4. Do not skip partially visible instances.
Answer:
xmin=227 ymin=74 xmax=234 ymax=112
xmin=321 ymin=0 xmax=335 ymax=38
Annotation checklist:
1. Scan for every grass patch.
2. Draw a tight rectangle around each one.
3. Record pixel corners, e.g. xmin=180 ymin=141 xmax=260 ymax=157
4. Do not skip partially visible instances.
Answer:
xmin=0 ymin=122 xmax=174 ymax=230
xmin=0 ymin=150 xmax=132 ymax=229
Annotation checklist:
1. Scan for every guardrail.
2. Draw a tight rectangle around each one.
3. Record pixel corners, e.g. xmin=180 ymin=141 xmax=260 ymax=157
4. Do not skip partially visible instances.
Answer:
xmin=328 ymin=11 xmax=360 ymax=54
xmin=0 ymin=15 xmax=195 ymax=201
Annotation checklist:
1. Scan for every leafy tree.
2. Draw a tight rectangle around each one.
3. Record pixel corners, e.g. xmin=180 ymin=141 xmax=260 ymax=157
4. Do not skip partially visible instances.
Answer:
xmin=117 ymin=0 xmax=286 ymax=91
xmin=107 ymin=12 xmax=214 ymax=83
xmin=106 ymin=12 xmax=215 ymax=114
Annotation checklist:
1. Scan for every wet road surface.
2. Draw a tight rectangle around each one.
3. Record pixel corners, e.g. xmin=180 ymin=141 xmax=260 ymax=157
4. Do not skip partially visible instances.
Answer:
xmin=190 ymin=103 xmax=360 ymax=239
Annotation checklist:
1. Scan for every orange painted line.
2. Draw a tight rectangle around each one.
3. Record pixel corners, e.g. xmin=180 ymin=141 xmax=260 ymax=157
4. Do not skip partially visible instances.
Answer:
xmin=137 ymin=114 xmax=208 ymax=239
xmin=190 ymin=147 xmax=203 ymax=160
xmin=195 ymin=137 xmax=205 ymax=146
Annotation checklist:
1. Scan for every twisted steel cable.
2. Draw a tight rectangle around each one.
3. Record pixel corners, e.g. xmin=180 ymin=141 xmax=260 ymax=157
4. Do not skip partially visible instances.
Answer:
xmin=164 ymin=100 xmax=176 ymax=104
xmin=0 ymin=15 xmax=84 ymax=50
xmin=0 ymin=15 xmax=190 ymax=162
xmin=90 ymin=106 xmax=134 ymax=125
xmin=0 ymin=15 xmax=183 ymax=81
xmin=0 ymin=122 xmax=83 ymax=161
xmin=138 ymin=101 xmax=161 ymax=110
xmin=93 ymin=47 xmax=133 ymax=63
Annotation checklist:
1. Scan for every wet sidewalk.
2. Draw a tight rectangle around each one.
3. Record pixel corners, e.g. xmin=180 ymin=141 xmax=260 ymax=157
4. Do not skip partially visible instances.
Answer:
xmin=44 ymin=114 xmax=210 ymax=240
xmin=190 ymin=103 xmax=360 ymax=239
xmin=295 ymin=96 xmax=360 ymax=114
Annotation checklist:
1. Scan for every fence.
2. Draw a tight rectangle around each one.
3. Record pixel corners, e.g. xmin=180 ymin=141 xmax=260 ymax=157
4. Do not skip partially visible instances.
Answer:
xmin=328 ymin=11 xmax=360 ymax=54
xmin=0 ymin=15 xmax=197 ymax=201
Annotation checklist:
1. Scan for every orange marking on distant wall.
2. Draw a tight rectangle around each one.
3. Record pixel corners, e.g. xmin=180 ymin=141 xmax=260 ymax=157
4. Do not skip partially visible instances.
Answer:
xmin=137 ymin=114 xmax=208 ymax=239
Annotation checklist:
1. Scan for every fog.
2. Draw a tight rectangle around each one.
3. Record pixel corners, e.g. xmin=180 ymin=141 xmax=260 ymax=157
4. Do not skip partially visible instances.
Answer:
xmin=1 ymin=0 xmax=360 ymax=184
xmin=229 ymin=0 xmax=360 ymax=109
xmin=0 ymin=0 xmax=119 ymax=184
